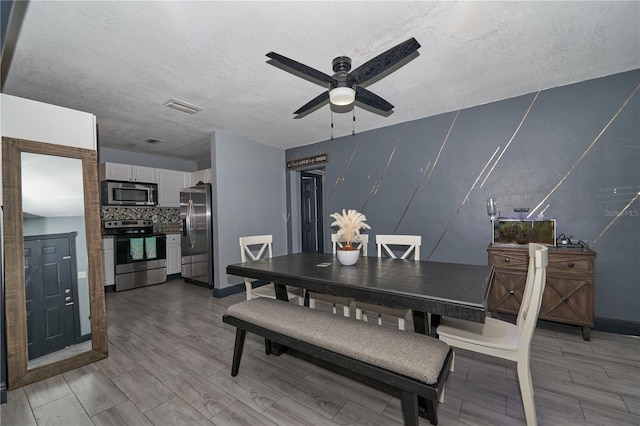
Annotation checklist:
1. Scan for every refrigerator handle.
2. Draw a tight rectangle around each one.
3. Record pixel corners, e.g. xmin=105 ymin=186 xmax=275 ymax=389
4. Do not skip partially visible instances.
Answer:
xmin=185 ymin=199 xmax=192 ymax=247
xmin=188 ymin=199 xmax=196 ymax=249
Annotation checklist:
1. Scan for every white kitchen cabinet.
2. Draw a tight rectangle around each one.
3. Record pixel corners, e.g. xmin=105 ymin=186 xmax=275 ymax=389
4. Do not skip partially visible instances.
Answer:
xmin=191 ymin=168 xmax=211 ymax=184
xmin=99 ymin=162 xmax=157 ymax=183
xmin=157 ymin=168 xmax=191 ymax=207
xmin=102 ymin=237 xmax=115 ymax=287
xmin=166 ymin=234 xmax=181 ymax=275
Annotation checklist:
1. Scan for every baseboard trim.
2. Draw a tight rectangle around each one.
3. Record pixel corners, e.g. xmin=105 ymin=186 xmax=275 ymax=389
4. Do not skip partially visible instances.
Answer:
xmin=213 ymin=283 xmax=245 ymax=298
xmin=595 ymin=317 xmax=640 ymax=336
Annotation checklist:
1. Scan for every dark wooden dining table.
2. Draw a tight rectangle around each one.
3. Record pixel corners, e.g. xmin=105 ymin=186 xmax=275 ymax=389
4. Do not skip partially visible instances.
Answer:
xmin=226 ymin=252 xmax=493 ymax=335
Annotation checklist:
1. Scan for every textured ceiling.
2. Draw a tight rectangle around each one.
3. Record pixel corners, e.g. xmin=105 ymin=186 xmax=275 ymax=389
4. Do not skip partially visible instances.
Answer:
xmin=3 ymin=1 xmax=639 ymax=162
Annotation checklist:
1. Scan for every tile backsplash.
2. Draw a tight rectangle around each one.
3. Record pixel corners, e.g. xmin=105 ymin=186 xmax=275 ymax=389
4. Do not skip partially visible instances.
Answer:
xmin=101 ymin=207 xmax=181 ymax=233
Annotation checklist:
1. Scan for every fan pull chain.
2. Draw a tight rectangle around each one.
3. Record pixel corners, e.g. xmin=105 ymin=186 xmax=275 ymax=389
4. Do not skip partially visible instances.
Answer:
xmin=330 ymin=110 xmax=334 ymax=140
xmin=352 ymin=109 xmax=356 ymax=136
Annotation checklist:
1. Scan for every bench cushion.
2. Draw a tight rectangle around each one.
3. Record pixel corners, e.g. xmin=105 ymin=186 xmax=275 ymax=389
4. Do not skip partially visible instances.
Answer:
xmin=226 ymin=298 xmax=449 ymax=384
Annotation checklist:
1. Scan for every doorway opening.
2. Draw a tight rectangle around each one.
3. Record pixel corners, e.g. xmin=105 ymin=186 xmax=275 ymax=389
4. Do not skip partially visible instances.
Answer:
xmin=300 ymin=170 xmax=325 ymax=252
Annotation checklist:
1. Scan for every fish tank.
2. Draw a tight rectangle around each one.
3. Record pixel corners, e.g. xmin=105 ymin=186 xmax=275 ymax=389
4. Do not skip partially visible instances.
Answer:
xmin=493 ymin=219 xmax=556 ymax=246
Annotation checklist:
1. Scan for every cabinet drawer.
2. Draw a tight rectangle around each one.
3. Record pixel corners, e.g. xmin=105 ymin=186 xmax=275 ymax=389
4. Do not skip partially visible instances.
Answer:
xmin=489 ymin=250 xmax=528 ymax=271
xmin=547 ymin=255 xmax=594 ymax=275
xmin=166 ymin=234 xmax=181 ymax=245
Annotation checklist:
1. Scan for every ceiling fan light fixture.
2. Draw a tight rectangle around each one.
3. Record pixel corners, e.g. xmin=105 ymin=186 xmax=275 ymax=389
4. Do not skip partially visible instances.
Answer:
xmin=329 ymin=87 xmax=355 ymax=106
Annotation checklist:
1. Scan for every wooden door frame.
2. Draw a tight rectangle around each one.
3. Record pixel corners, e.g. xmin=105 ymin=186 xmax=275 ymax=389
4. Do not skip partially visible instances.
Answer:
xmin=300 ymin=171 xmax=324 ymax=252
xmin=288 ymin=168 xmax=326 ymax=254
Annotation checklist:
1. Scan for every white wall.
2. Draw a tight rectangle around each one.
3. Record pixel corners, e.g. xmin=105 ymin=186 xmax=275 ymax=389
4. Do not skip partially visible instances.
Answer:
xmin=211 ymin=131 xmax=287 ymax=291
xmin=1 ymin=94 xmax=96 ymax=150
xmin=1 ymin=94 xmax=97 ymax=205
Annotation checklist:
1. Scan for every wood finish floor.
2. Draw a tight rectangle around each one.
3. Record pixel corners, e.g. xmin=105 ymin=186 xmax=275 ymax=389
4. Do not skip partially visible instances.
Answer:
xmin=2 ymin=279 xmax=639 ymax=426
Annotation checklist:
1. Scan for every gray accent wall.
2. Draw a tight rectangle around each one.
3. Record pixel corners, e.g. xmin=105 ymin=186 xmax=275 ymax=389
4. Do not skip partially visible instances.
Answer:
xmin=211 ymin=131 xmax=288 ymax=291
xmin=286 ymin=70 xmax=639 ymax=325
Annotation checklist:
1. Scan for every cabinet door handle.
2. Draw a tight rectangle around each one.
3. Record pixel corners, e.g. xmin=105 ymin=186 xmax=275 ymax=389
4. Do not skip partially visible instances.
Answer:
xmin=504 ymin=258 xmax=510 ymax=263
xmin=562 ymin=296 xmax=568 ymax=302
xmin=568 ymin=262 xmax=575 ymax=268
xmin=509 ymin=290 xmax=515 ymax=295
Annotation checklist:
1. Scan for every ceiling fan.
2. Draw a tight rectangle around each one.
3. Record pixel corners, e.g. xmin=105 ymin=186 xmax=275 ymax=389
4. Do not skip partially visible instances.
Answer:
xmin=266 ymin=37 xmax=421 ymax=117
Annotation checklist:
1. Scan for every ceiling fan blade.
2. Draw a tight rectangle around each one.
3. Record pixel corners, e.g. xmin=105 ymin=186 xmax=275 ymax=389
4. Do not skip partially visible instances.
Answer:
xmin=355 ymin=86 xmax=394 ymax=112
xmin=348 ymin=37 xmax=421 ymax=86
xmin=294 ymin=91 xmax=330 ymax=116
xmin=266 ymin=52 xmax=336 ymax=87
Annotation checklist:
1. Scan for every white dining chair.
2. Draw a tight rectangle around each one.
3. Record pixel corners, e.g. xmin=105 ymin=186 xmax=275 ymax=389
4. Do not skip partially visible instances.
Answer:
xmin=308 ymin=234 xmax=369 ymax=316
xmin=437 ymin=243 xmax=548 ymax=424
xmin=239 ymin=235 xmax=304 ymax=305
xmin=355 ymin=234 xmax=421 ymax=330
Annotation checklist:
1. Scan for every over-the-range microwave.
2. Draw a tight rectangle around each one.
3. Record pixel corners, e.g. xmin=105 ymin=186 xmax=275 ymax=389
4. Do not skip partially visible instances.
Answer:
xmin=101 ymin=180 xmax=158 ymax=206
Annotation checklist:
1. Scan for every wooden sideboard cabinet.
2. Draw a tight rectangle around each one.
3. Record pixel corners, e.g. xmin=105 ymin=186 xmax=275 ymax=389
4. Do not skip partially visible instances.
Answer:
xmin=487 ymin=244 xmax=596 ymax=340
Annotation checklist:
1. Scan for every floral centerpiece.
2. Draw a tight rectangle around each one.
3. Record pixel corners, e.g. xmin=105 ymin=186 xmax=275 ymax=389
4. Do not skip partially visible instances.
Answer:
xmin=330 ymin=209 xmax=371 ymax=251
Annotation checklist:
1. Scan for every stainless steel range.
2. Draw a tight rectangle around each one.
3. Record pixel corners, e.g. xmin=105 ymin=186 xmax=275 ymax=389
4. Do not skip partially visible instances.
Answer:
xmin=103 ymin=220 xmax=167 ymax=291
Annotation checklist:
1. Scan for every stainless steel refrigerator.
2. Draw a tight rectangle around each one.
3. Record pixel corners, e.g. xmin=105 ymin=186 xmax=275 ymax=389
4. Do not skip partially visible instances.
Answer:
xmin=180 ymin=183 xmax=214 ymax=288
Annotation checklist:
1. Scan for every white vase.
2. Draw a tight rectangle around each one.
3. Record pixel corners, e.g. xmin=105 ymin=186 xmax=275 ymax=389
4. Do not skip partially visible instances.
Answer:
xmin=336 ymin=248 xmax=359 ymax=266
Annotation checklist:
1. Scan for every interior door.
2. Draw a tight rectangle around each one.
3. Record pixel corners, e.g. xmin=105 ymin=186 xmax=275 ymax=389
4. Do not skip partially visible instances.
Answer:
xmin=301 ymin=172 xmax=324 ymax=252
xmin=24 ymin=234 xmax=77 ymax=360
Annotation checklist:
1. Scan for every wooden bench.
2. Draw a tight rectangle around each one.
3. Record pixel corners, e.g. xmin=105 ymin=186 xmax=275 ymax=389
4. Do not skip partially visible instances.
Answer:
xmin=223 ymin=298 xmax=452 ymax=425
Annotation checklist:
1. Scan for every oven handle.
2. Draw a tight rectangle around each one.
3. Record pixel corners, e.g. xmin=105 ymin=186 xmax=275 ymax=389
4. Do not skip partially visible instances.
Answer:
xmin=187 ymin=199 xmax=195 ymax=250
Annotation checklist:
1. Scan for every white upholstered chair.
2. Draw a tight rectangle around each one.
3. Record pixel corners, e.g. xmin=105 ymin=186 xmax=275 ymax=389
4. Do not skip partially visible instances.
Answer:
xmin=239 ymin=235 xmax=304 ymax=305
xmin=355 ymin=234 xmax=421 ymax=330
xmin=308 ymin=234 xmax=369 ymax=316
xmin=437 ymin=243 xmax=548 ymax=424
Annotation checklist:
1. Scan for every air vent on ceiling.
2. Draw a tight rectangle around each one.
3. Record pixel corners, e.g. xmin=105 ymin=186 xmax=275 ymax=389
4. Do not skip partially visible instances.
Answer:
xmin=164 ymin=98 xmax=203 ymax=114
